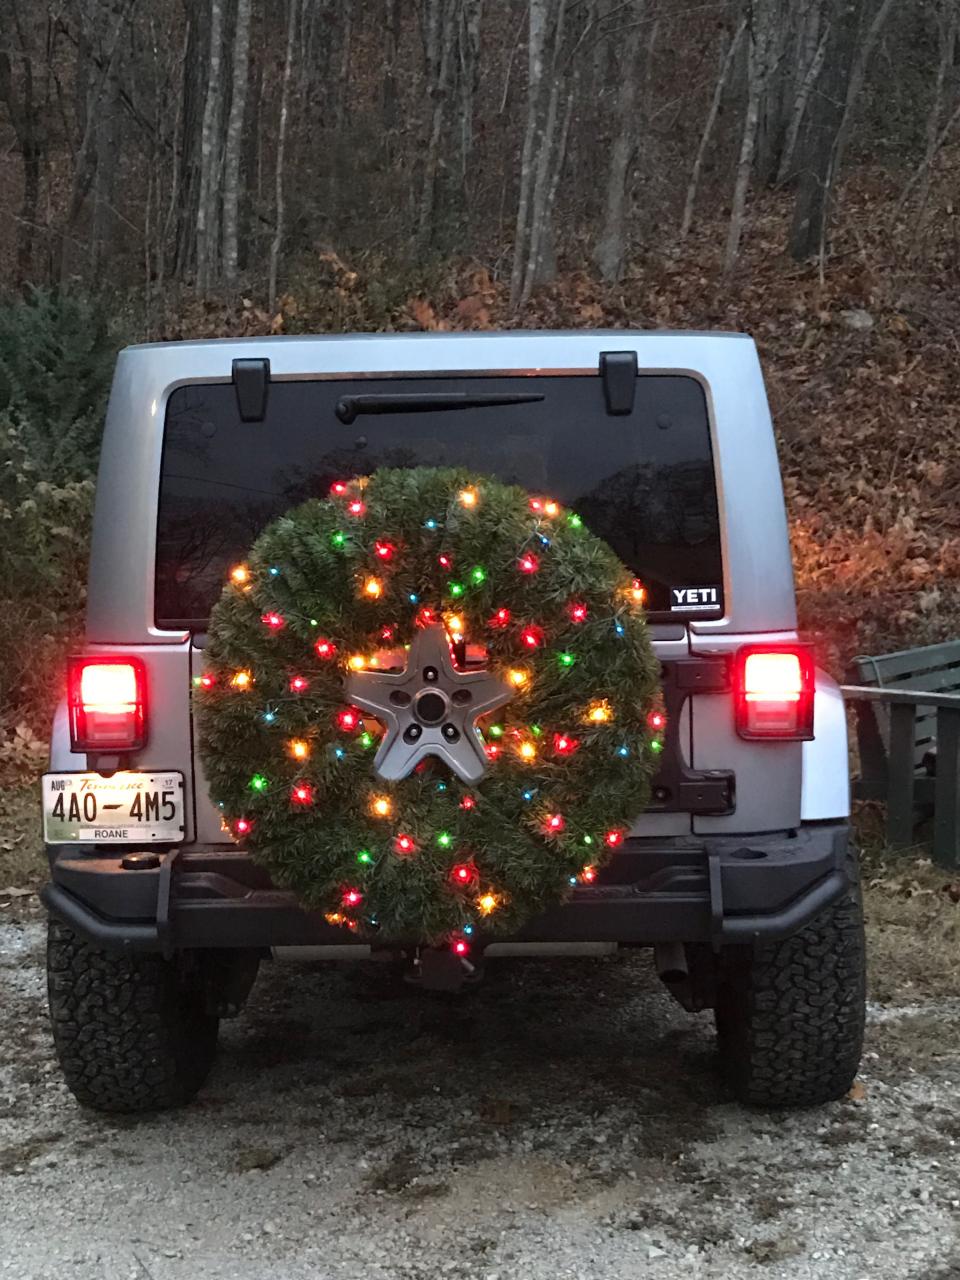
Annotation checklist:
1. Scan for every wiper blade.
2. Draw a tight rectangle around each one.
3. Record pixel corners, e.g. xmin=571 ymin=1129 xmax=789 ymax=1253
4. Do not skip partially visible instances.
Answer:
xmin=335 ymin=391 xmax=545 ymax=424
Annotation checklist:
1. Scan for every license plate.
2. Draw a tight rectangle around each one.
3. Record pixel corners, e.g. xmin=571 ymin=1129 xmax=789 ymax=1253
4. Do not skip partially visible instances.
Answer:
xmin=42 ymin=772 xmax=185 ymax=844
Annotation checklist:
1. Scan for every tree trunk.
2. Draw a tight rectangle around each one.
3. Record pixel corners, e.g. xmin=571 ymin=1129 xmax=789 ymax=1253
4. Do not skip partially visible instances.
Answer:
xmin=681 ymin=17 xmax=746 ymax=239
xmin=0 ymin=6 xmax=42 ymax=287
xmin=723 ymin=8 xmax=770 ymax=278
xmin=269 ymin=0 xmax=298 ymax=313
xmin=593 ymin=3 xmax=645 ymax=282
xmin=510 ymin=0 xmax=549 ymax=309
xmin=777 ymin=9 xmax=828 ymax=185
xmin=223 ymin=0 xmax=253 ymax=286
xmin=458 ymin=0 xmax=484 ymax=183
xmin=196 ymin=0 xmax=225 ymax=294
xmin=789 ymin=0 xmax=895 ymax=261
xmin=417 ymin=0 xmax=460 ymax=247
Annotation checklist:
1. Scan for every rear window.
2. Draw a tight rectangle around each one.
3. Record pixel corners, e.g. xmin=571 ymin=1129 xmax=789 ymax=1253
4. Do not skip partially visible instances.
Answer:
xmin=156 ymin=374 xmax=723 ymax=628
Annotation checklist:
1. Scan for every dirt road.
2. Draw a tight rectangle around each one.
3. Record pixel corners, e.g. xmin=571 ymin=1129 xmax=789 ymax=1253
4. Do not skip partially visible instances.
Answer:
xmin=2 ymin=900 xmax=959 ymax=1280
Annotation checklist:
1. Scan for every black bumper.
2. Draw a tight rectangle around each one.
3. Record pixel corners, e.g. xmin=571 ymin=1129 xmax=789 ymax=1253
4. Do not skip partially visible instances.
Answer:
xmin=41 ymin=823 xmax=852 ymax=954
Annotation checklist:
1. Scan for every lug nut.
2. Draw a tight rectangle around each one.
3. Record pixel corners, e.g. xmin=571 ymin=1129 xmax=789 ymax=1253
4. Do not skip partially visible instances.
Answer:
xmin=403 ymin=724 xmax=423 ymax=743
xmin=442 ymin=723 xmax=460 ymax=742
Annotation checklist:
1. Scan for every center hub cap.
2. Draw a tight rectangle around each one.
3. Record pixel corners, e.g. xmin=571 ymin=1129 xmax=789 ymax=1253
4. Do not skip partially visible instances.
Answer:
xmin=343 ymin=624 xmax=513 ymax=783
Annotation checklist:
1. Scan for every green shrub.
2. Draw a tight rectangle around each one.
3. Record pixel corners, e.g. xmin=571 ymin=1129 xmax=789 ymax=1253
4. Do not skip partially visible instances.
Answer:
xmin=0 ymin=412 xmax=94 ymax=724
xmin=0 ymin=287 xmax=115 ymax=482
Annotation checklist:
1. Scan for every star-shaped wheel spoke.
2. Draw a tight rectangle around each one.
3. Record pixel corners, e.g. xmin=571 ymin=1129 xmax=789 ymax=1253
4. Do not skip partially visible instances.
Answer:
xmin=343 ymin=624 xmax=513 ymax=783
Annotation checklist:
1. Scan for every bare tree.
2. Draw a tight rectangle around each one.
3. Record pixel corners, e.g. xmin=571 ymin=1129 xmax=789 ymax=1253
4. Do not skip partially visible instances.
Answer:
xmin=223 ymin=0 xmax=253 ymax=286
xmin=777 ymin=3 xmax=829 ymax=185
xmin=417 ymin=0 xmax=460 ymax=246
xmin=593 ymin=2 xmax=645 ymax=282
xmin=681 ymin=17 xmax=746 ymax=240
xmin=196 ymin=0 xmax=226 ymax=293
xmin=789 ymin=0 xmax=896 ymax=262
xmin=724 ymin=4 xmax=774 ymax=278
xmin=0 ymin=1 xmax=47 ymax=286
xmin=269 ymin=0 xmax=298 ymax=313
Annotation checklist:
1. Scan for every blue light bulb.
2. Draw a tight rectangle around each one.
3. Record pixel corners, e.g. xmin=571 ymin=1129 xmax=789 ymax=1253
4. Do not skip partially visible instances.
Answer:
xmin=269 ymin=566 xmax=280 ymax=576
xmin=424 ymin=519 xmax=438 ymax=531
xmin=522 ymin=789 xmax=534 ymax=801
xmin=463 ymin=924 xmax=474 ymax=935
xmin=408 ymin=592 xmax=419 ymax=604
xmin=262 ymin=710 xmax=276 ymax=724
xmin=614 ymin=621 xmax=625 ymax=636
xmin=617 ymin=745 xmax=630 ymax=757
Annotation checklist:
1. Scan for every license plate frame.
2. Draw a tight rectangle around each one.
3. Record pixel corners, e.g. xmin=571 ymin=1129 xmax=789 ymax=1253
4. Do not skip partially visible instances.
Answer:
xmin=42 ymin=771 xmax=186 ymax=845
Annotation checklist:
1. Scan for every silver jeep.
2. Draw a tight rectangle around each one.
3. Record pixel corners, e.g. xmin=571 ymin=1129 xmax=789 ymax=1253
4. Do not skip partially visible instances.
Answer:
xmin=42 ymin=332 xmax=865 ymax=1112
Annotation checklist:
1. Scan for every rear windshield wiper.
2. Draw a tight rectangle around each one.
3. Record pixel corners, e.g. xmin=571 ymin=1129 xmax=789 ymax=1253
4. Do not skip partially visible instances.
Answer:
xmin=335 ymin=391 xmax=545 ymax=424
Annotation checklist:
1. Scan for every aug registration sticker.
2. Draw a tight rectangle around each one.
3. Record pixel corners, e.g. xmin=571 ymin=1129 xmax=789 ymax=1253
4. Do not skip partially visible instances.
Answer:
xmin=42 ymin=772 xmax=185 ymax=844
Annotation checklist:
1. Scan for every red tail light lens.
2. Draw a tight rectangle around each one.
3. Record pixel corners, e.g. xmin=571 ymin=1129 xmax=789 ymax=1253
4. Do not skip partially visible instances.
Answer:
xmin=68 ymin=656 xmax=147 ymax=751
xmin=734 ymin=647 xmax=814 ymax=741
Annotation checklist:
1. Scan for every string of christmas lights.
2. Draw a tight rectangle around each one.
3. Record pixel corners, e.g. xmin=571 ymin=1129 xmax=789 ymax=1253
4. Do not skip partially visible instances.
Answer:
xmin=196 ymin=466 xmax=663 ymax=948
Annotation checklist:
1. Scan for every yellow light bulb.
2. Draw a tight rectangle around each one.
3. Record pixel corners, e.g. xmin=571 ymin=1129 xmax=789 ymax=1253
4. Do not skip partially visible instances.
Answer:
xmin=477 ymin=892 xmax=498 ymax=915
xmin=371 ymin=796 xmax=392 ymax=818
xmin=348 ymin=654 xmax=367 ymax=671
xmin=289 ymin=739 xmax=309 ymax=760
xmin=544 ymin=500 xmax=559 ymax=517
xmin=445 ymin=613 xmax=464 ymax=636
xmin=364 ymin=577 xmax=382 ymax=598
xmin=508 ymin=669 xmax=529 ymax=688
xmin=231 ymin=670 xmax=252 ymax=690
xmin=587 ymin=701 xmax=612 ymax=724
xmin=230 ymin=564 xmax=249 ymax=585
xmin=519 ymin=741 xmax=537 ymax=761
xmin=459 ymin=487 xmax=478 ymax=508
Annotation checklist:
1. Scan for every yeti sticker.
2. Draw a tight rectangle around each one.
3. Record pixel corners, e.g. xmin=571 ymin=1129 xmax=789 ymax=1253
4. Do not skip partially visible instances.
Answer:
xmin=671 ymin=586 xmax=721 ymax=612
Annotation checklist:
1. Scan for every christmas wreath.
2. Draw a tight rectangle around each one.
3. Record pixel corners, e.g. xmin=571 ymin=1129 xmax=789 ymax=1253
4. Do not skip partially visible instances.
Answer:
xmin=195 ymin=467 xmax=663 ymax=946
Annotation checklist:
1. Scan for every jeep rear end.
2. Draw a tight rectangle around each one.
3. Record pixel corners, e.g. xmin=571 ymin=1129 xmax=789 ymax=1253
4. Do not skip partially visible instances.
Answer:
xmin=42 ymin=332 xmax=865 ymax=1112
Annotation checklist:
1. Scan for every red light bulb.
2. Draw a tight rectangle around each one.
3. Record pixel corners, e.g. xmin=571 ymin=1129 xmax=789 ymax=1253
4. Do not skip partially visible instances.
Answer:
xmin=315 ymin=638 xmax=337 ymax=660
xmin=605 ymin=829 xmax=624 ymax=848
xmin=529 ymin=498 xmax=543 ymax=512
xmin=518 ymin=552 xmax=540 ymax=574
xmin=545 ymin=813 xmax=565 ymax=833
xmin=348 ymin=499 xmax=365 ymax=517
xmin=553 ymin=733 xmax=579 ymax=756
xmin=450 ymin=862 xmax=476 ymax=886
xmin=233 ymin=818 xmax=252 ymax=836
xmin=459 ymin=795 xmax=476 ymax=810
xmin=380 ymin=625 xmax=395 ymax=641
xmin=580 ymin=865 xmax=597 ymax=883
xmin=200 ymin=672 xmax=216 ymax=689
xmin=416 ymin=607 xmax=437 ymax=628
xmin=489 ymin=607 xmax=511 ymax=629
xmin=374 ymin=541 xmax=395 ymax=561
xmin=438 ymin=553 xmax=452 ymax=568
xmin=290 ymin=675 xmax=309 ymax=692
xmin=648 ymin=711 xmax=666 ymax=731
xmin=291 ymin=783 xmax=313 ymax=806
xmin=330 ymin=481 xmax=348 ymax=496
xmin=261 ymin=611 xmax=285 ymax=630
xmin=485 ymin=743 xmax=501 ymax=760
xmin=569 ymin=602 xmax=588 ymax=624
xmin=338 ymin=708 xmax=359 ymax=732
xmin=452 ymin=938 xmax=470 ymax=957
xmin=521 ymin=625 xmax=544 ymax=650
xmin=394 ymin=833 xmax=416 ymax=855
xmin=342 ymin=887 xmax=363 ymax=907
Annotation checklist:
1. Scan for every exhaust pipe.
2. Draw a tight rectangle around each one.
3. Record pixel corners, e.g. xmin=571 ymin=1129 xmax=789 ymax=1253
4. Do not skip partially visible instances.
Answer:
xmin=654 ymin=941 xmax=689 ymax=986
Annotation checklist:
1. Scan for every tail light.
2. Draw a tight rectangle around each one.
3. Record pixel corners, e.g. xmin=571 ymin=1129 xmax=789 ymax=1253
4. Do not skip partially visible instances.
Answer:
xmin=68 ymin=656 xmax=147 ymax=751
xmin=734 ymin=646 xmax=814 ymax=741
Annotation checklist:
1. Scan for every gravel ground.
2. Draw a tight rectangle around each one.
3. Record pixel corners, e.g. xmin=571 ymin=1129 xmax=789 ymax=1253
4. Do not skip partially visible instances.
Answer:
xmin=2 ymin=902 xmax=960 ymax=1280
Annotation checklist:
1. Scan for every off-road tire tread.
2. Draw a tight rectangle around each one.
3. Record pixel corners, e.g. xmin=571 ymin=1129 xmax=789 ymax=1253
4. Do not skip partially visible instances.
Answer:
xmin=47 ymin=918 xmax=218 ymax=1113
xmin=715 ymin=854 xmax=866 ymax=1108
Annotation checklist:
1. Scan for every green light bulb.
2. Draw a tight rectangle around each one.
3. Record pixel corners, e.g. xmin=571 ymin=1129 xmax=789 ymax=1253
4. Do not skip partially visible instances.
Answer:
xmin=650 ymin=739 xmax=663 ymax=754
xmin=470 ymin=565 xmax=486 ymax=585
xmin=583 ymin=835 xmax=594 ymax=846
xmin=331 ymin=531 xmax=346 ymax=548
xmin=249 ymin=774 xmax=268 ymax=793
xmin=437 ymin=832 xmax=453 ymax=848
xmin=489 ymin=724 xmax=503 ymax=738
xmin=558 ymin=651 xmax=576 ymax=668
xmin=360 ymin=731 xmax=373 ymax=749
xmin=530 ymin=724 xmax=542 ymax=737
xmin=357 ymin=850 xmax=373 ymax=864
xmin=449 ymin=581 xmax=465 ymax=598
xmin=568 ymin=513 xmax=583 ymax=529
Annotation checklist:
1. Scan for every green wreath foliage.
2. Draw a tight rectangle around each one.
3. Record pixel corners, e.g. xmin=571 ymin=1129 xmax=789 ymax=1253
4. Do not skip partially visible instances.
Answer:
xmin=196 ymin=467 xmax=663 ymax=944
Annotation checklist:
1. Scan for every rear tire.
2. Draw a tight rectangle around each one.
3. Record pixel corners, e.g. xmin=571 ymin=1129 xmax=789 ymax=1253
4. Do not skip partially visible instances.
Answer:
xmin=47 ymin=918 xmax=219 ymax=1113
xmin=714 ymin=865 xmax=866 ymax=1108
